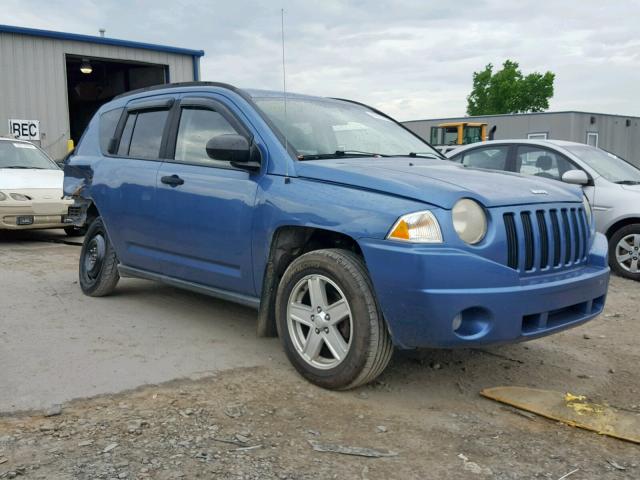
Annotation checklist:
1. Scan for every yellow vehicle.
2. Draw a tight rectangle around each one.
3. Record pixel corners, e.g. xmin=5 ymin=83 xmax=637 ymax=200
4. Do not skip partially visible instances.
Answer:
xmin=429 ymin=122 xmax=488 ymax=147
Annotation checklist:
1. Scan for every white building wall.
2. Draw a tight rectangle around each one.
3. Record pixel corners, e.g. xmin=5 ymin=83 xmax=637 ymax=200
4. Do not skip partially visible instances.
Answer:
xmin=0 ymin=32 xmax=195 ymax=159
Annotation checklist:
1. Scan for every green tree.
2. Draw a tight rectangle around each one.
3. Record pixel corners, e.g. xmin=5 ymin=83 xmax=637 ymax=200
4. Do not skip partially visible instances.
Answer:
xmin=466 ymin=60 xmax=555 ymax=115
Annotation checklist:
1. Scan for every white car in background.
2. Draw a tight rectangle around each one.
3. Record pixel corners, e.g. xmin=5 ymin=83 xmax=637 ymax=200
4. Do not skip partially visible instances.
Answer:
xmin=447 ymin=139 xmax=640 ymax=281
xmin=0 ymin=137 xmax=79 ymax=235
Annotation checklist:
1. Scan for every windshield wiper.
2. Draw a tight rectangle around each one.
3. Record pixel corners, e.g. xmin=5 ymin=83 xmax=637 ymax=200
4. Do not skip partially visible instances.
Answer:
xmin=298 ymin=150 xmax=387 ymax=161
xmin=2 ymin=165 xmax=36 ymax=169
xmin=407 ymin=152 xmax=443 ymax=159
xmin=335 ymin=150 xmax=387 ymax=157
xmin=614 ymin=180 xmax=640 ymax=185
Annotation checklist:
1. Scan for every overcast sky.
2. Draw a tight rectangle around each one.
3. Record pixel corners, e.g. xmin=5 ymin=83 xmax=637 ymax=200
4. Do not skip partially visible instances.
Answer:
xmin=4 ymin=0 xmax=640 ymax=120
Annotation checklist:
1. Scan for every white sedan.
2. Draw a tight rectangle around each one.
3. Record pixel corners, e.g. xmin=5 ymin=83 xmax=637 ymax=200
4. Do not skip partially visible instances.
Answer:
xmin=0 ymin=137 xmax=76 ymax=234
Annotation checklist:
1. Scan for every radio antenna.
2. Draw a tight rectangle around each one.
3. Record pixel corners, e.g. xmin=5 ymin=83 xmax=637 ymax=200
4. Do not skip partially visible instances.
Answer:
xmin=281 ymin=8 xmax=290 ymax=178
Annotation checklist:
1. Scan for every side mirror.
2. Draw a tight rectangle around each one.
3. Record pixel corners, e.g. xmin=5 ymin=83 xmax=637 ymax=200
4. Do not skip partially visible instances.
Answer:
xmin=561 ymin=169 xmax=589 ymax=186
xmin=206 ymin=134 xmax=261 ymax=170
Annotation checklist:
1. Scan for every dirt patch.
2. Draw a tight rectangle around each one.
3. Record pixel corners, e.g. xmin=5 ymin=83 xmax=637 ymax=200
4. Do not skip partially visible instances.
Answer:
xmin=0 ymin=362 xmax=638 ymax=480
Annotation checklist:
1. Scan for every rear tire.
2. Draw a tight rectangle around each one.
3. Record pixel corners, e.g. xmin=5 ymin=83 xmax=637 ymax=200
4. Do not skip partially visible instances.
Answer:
xmin=275 ymin=248 xmax=393 ymax=390
xmin=79 ymin=217 xmax=120 ymax=296
xmin=609 ymin=224 xmax=640 ymax=281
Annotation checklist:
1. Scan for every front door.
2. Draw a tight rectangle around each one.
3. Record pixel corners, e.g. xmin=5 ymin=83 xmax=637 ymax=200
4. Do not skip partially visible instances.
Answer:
xmin=154 ymin=96 xmax=260 ymax=295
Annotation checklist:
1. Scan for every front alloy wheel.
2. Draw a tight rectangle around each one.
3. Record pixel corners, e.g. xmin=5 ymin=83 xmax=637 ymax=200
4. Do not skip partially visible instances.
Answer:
xmin=287 ymin=274 xmax=353 ymax=370
xmin=276 ymin=249 xmax=393 ymax=390
xmin=609 ymin=224 xmax=640 ymax=281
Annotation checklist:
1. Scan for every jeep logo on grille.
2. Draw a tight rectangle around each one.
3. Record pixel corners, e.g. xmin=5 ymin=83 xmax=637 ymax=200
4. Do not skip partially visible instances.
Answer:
xmin=531 ymin=189 xmax=549 ymax=194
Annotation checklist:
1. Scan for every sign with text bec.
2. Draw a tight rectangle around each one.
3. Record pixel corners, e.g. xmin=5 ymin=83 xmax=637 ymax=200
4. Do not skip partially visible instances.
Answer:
xmin=8 ymin=119 xmax=40 ymax=141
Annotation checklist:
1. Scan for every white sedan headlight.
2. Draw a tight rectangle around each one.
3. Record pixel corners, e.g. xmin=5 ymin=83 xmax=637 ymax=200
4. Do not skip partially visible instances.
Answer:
xmin=387 ymin=211 xmax=443 ymax=243
xmin=583 ymin=195 xmax=592 ymax=226
xmin=0 ymin=192 xmax=6 ymax=201
xmin=452 ymin=198 xmax=487 ymax=245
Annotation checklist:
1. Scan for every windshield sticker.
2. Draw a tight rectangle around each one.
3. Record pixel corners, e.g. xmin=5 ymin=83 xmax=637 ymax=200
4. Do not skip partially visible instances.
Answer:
xmin=333 ymin=122 xmax=368 ymax=131
xmin=14 ymin=143 xmax=36 ymax=149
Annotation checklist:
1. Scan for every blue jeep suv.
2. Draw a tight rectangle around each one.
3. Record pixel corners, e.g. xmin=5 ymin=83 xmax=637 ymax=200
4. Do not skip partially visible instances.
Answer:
xmin=64 ymin=82 xmax=610 ymax=389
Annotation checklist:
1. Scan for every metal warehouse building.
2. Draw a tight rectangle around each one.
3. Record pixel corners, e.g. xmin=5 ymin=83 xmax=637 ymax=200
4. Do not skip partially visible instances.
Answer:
xmin=404 ymin=111 xmax=640 ymax=166
xmin=0 ymin=24 xmax=204 ymax=159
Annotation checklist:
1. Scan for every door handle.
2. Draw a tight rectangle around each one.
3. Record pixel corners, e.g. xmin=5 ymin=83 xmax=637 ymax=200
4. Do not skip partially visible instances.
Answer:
xmin=161 ymin=174 xmax=184 ymax=187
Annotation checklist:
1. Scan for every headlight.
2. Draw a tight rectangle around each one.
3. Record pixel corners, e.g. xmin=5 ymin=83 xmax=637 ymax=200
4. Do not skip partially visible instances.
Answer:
xmin=0 ymin=192 xmax=6 ymax=201
xmin=10 ymin=193 xmax=30 ymax=201
xmin=583 ymin=195 xmax=592 ymax=226
xmin=452 ymin=198 xmax=487 ymax=244
xmin=387 ymin=210 xmax=443 ymax=243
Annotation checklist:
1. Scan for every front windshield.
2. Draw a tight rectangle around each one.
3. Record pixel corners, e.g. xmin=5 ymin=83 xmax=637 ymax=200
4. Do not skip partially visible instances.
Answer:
xmin=0 ymin=141 xmax=58 ymax=170
xmin=254 ymin=97 xmax=441 ymax=159
xmin=564 ymin=145 xmax=640 ymax=183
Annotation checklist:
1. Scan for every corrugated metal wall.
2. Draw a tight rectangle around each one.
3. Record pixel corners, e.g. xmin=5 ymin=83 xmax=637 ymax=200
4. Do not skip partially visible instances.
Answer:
xmin=403 ymin=112 xmax=640 ymax=166
xmin=0 ymin=32 xmax=195 ymax=159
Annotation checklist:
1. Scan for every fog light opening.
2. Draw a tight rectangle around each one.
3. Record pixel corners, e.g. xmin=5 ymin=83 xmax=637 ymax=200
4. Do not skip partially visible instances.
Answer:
xmin=453 ymin=307 xmax=492 ymax=339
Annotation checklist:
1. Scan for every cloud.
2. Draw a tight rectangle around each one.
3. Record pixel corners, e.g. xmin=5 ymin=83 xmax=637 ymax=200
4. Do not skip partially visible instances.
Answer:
xmin=3 ymin=0 xmax=639 ymax=119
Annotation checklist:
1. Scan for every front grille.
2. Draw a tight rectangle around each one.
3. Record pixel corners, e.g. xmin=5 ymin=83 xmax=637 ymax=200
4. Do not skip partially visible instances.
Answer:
xmin=503 ymin=205 xmax=589 ymax=273
xmin=67 ymin=206 xmax=82 ymax=217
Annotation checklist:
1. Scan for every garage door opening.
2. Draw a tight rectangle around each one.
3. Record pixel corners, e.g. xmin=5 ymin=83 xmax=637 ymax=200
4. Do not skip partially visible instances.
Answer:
xmin=65 ymin=55 xmax=168 ymax=145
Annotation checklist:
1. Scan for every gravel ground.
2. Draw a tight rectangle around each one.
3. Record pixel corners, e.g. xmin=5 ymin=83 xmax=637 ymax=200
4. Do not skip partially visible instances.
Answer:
xmin=0 ymin=230 xmax=639 ymax=479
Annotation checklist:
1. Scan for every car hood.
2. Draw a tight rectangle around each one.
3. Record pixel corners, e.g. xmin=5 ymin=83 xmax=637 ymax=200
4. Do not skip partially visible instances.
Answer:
xmin=294 ymin=158 xmax=581 ymax=209
xmin=0 ymin=168 xmax=63 ymax=190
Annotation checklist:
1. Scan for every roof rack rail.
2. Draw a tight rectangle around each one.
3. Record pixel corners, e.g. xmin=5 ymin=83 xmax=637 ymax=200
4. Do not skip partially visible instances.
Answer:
xmin=113 ymin=81 xmax=243 ymax=101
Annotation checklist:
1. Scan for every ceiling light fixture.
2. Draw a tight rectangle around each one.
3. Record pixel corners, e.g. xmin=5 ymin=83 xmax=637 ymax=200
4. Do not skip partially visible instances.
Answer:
xmin=80 ymin=58 xmax=92 ymax=74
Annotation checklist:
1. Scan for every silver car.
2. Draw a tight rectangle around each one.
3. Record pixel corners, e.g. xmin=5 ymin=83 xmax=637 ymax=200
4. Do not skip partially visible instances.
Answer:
xmin=448 ymin=139 xmax=640 ymax=280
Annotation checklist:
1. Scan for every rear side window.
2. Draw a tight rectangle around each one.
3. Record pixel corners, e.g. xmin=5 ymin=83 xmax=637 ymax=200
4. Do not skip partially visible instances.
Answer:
xmin=99 ymin=108 xmax=123 ymax=155
xmin=116 ymin=109 xmax=169 ymax=159
xmin=128 ymin=110 xmax=169 ymax=159
xmin=461 ymin=146 xmax=509 ymax=171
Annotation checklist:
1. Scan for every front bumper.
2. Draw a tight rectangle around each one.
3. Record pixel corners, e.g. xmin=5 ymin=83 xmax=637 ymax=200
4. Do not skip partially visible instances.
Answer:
xmin=0 ymin=200 xmax=74 ymax=230
xmin=361 ymin=233 xmax=610 ymax=349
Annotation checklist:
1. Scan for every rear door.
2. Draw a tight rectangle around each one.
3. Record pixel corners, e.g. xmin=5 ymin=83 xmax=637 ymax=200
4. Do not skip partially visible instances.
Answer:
xmin=93 ymin=96 xmax=173 ymax=272
xmin=153 ymin=95 xmax=260 ymax=295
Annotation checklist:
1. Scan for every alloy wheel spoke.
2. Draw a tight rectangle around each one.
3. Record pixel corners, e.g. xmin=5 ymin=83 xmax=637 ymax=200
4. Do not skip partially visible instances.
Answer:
xmin=323 ymin=326 xmax=349 ymax=361
xmin=325 ymin=299 xmax=350 ymax=325
xmin=617 ymin=253 xmax=632 ymax=263
xmin=619 ymin=241 xmax=633 ymax=253
xmin=634 ymin=235 xmax=640 ymax=248
xmin=631 ymin=258 xmax=639 ymax=273
xmin=289 ymin=302 xmax=313 ymax=327
xmin=307 ymin=277 xmax=328 ymax=310
xmin=302 ymin=330 xmax=324 ymax=360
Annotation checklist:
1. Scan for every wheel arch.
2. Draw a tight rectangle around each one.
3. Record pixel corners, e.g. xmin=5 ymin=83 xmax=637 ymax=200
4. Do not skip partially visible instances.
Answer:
xmin=256 ymin=226 xmax=364 ymax=337
xmin=605 ymin=217 xmax=640 ymax=239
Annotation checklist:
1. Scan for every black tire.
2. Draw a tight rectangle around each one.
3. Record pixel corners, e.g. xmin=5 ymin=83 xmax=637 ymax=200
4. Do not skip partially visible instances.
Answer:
xmin=609 ymin=224 xmax=640 ymax=281
xmin=79 ymin=217 xmax=120 ymax=296
xmin=64 ymin=225 xmax=87 ymax=237
xmin=275 ymin=249 xmax=393 ymax=390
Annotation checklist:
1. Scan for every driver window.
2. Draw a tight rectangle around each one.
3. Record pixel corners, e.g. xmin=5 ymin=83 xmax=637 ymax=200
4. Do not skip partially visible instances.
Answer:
xmin=175 ymin=108 xmax=239 ymax=166
xmin=515 ymin=146 xmax=573 ymax=180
